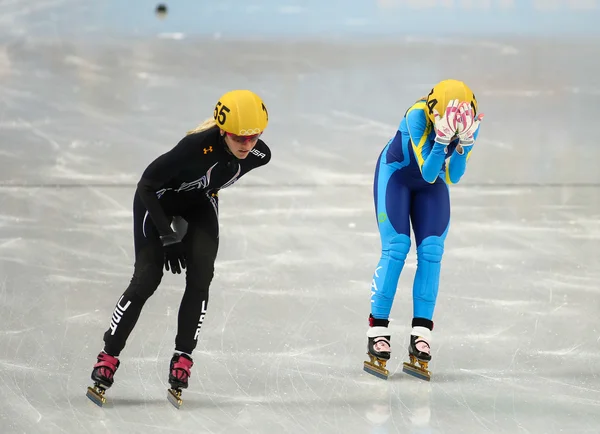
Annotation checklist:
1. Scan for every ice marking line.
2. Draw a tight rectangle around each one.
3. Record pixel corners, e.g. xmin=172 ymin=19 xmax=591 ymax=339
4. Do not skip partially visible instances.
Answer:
xmin=65 ymin=311 xmax=94 ymax=320
xmin=537 ymin=377 xmax=600 ymax=394
xmin=330 ymin=110 xmax=397 ymax=131
xmin=0 ymin=360 xmax=36 ymax=370
xmin=0 ymin=237 xmax=21 ymax=248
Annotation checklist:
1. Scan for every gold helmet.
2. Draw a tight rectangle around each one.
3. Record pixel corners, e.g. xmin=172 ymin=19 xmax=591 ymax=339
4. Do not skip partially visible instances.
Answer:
xmin=425 ymin=79 xmax=478 ymax=122
xmin=213 ymin=90 xmax=269 ymax=136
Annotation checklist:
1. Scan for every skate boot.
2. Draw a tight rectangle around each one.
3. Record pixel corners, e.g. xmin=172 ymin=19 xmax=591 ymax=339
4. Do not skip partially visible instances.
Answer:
xmin=402 ymin=325 xmax=432 ymax=381
xmin=86 ymin=351 xmax=120 ymax=407
xmin=167 ymin=352 xmax=193 ymax=409
xmin=363 ymin=315 xmax=391 ymax=380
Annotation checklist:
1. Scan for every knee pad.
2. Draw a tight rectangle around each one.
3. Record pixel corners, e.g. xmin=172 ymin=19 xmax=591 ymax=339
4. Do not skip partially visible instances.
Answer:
xmin=387 ymin=234 xmax=411 ymax=262
xmin=185 ymin=256 xmax=215 ymax=289
xmin=416 ymin=236 xmax=444 ymax=263
xmin=127 ymin=263 xmax=163 ymax=300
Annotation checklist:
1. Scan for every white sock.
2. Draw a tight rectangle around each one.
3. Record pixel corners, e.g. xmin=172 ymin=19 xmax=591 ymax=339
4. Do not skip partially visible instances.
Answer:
xmin=174 ymin=350 xmax=192 ymax=358
xmin=367 ymin=326 xmax=390 ymax=338
xmin=411 ymin=326 xmax=432 ymax=341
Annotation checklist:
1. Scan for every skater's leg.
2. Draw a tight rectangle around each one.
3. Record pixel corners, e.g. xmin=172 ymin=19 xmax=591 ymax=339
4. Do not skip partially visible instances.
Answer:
xmin=410 ymin=180 xmax=450 ymax=324
xmin=164 ymin=201 xmax=219 ymax=395
xmin=370 ymin=156 xmax=411 ymax=321
xmin=102 ymin=192 xmax=165 ymax=357
xmin=174 ymin=212 xmax=218 ymax=355
xmin=87 ymin=194 xmax=167 ymax=404
xmin=401 ymin=180 xmax=449 ymax=379
xmin=364 ymin=151 xmax=412 ymax=379
xmin=164 ymin=203 xmax=218 ymax=406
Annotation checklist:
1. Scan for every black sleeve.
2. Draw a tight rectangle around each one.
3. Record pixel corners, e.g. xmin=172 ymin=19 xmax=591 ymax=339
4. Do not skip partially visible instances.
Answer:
xmin=136 ymin=136 xmax=195 ymax=237
xmin=257 ymin=141 xmax=271 ymax=167
xmin=237 ymin=140 xmax=271 ymax=180
xmin=251 ymin=140 xmax=272 ymax=167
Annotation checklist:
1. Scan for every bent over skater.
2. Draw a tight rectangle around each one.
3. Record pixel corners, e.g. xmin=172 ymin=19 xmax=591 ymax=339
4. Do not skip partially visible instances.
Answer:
xmin=86 ymin=90 xmax=271 ymax=407
xmin=363 ymin=79 xmax=484 ymax=381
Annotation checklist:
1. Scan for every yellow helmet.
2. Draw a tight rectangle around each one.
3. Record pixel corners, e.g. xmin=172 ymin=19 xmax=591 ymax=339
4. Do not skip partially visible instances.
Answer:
xmin=213 ymin=89 xmax=269 ymax=136
xmin=424 ymin=79 xmax=478 ymax=122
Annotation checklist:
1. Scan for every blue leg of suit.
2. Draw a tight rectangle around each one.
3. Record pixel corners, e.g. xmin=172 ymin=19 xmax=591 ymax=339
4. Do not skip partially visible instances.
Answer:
xmin=410 ymin=182 xmax=449 ymax=321
xmin=370 ymin=151 xmax=450 ymax=322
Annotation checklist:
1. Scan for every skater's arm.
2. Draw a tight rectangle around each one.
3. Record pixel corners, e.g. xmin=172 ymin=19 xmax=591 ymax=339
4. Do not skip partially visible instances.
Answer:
xmin=137 ymin=177 xmax=174 ymax=237
xmin=252 ymin=140 xmax=271 ymax=167
xmin=137 ymin=137 xmax=194 ymax=237
xmin=445 ymin=128 xmax=480 ymax=184
xmin=405 ymin=107 xmax=445 ymax=183
xmin=239 ymin=140 xmax=271 ymax=176
xmin=421 ymin=142 xmax=447 ymax=184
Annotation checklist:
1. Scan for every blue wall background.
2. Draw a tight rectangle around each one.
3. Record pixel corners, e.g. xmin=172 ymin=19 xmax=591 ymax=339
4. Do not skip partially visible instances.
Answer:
xmin=1 ymin=0 xmax=599 ymax=40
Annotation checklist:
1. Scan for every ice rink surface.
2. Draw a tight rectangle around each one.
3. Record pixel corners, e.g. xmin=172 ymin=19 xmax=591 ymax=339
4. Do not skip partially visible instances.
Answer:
xmin=1 ymin=1 xmax=600 ymax=433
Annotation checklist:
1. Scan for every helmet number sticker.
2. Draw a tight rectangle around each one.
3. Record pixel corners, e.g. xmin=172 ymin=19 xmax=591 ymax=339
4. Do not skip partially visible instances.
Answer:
xmin=426 ymin=88 xmax=437 ymax=115
xmin=426 ymin=98 xmax=438 ymax=115
xmin=214 ymin=101 xmax=230 ymax=125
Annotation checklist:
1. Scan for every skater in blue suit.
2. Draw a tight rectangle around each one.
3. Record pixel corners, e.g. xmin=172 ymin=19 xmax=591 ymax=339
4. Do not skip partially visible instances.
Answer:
xmin=363 ymin=79 xmax=484 ymax=380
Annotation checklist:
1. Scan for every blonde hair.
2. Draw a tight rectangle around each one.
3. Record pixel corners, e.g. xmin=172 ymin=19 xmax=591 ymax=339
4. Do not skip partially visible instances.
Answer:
xmin=186 ymin=118 xmax=218 ymax=136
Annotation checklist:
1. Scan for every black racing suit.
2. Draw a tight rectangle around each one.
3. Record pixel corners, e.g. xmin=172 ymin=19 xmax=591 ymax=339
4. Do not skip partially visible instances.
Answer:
xmin=102 ymin=126 xmax=271 ymax=356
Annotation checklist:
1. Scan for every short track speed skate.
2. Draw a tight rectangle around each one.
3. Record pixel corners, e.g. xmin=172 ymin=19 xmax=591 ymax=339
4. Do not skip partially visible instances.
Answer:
xmin=167 ymin=353 xmax=193 ymax=409
xmin=402 ymin=327 xmax=432 ymax=381
xmin=363 ymin=316 xmax=391 ymax=380
xmin=86 ymin=352 xmax=120 ymax=407
xmin=364 ymin=336 xmax=391 ymax=380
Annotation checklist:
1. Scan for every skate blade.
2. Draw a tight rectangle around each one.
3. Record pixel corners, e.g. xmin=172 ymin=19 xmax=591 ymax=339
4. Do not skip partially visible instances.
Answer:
xmin=363 ymin=360 xmax=389 ymax=380
xmin=167 ymin=388 xmax=182 ymax=409
xmin=86 ymin=386 xmax=106 ymax=407
xmin=402 ymin=362 xmax=431 ymax=381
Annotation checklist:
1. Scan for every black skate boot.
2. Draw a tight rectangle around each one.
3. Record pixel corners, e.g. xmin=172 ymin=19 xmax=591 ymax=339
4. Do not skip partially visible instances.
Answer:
xmin=363 ymin=314 xmax=391 ymax=380
xmin=86 ymin=351 xmax=120 ymax=407
xmin=402 ymin=323 xmax=432 ymax=381
xmin=167 ymin=352 xmax=194 ymax=409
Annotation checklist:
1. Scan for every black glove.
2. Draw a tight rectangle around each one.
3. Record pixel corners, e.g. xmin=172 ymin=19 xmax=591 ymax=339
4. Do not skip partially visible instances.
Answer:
xmin=160 ymin=233 xmax=186 ymax=274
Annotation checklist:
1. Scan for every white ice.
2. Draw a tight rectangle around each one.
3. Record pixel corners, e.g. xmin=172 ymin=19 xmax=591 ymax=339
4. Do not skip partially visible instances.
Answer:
xmin=1 ymin=0 xmax=599 ymax=433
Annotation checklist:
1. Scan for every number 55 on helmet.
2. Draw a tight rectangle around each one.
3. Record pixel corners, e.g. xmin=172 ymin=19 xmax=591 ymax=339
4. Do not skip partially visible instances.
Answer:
xmin=213 ymin=90 xmax=269 ymax=136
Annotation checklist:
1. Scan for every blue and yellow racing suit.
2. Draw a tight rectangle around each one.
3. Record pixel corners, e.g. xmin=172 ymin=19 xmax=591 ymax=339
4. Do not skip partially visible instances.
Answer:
xmin=370 ymin=99 xmax=480 ymax=323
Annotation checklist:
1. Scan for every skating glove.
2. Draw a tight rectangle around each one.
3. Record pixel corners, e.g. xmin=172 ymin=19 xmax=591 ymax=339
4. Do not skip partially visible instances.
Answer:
xmin=160 ymin=232 xmax=186 ymax=274
xmin=456 ymin=101 xmax=484 ymax=146
xmin=432 ymin=99 xmax=461 ymax=147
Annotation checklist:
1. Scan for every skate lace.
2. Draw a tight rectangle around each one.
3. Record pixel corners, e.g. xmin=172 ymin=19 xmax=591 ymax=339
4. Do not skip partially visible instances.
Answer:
xmin=373 ymin=337 xmax=391 ymax=353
